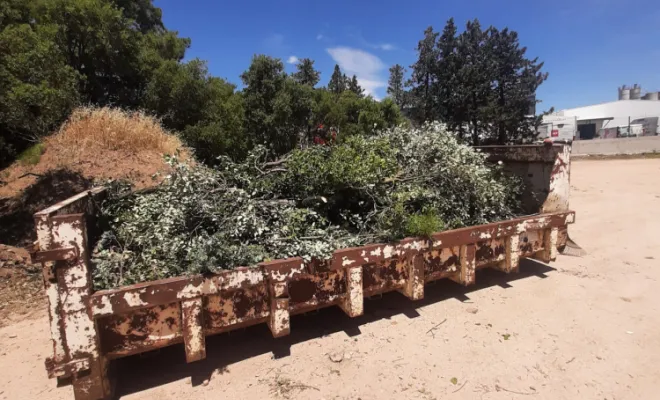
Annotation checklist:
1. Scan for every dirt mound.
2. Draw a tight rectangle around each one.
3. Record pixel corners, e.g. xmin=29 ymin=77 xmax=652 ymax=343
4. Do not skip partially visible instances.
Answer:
xmin=0 ymin=107 xmax=190 ymax=318
xmin=0 ymin=107 xmax=188 ymax=200
xmin=0 ymin=107 xmax=190 ymax=245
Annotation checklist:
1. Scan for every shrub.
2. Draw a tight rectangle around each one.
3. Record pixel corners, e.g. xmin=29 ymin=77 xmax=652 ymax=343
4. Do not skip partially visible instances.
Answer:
xmin=16 ymin=143 xmax=44 ymax=165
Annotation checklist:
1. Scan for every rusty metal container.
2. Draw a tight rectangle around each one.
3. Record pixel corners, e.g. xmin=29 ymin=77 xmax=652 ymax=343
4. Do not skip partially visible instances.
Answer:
xmin=32 ymin=144 xmax=575 ymax=399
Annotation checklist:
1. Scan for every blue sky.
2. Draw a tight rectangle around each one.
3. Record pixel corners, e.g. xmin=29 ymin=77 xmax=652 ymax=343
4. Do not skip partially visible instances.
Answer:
xmin=156 ymin=0 xmax=660 ymax=111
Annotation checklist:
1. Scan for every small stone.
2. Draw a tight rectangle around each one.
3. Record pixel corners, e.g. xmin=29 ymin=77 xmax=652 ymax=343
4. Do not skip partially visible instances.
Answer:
xmin=329 ymin=352 xmax=344 ymax=363
xmin=466 ymin=307 xmax=478 ymax=314
xmin=202 ymin=379 xmax=210 ymax=386
xmin=8 ymin=335 xmax=17 ymax=339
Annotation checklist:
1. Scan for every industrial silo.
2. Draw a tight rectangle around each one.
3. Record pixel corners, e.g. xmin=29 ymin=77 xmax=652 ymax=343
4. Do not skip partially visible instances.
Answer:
xmin=618 ymin=85 xmax=631 ymax=100
xmin=631 ymin=84 xmax=642 ymax=99
xmin=642 ymin=92 xmax=660 ymax=101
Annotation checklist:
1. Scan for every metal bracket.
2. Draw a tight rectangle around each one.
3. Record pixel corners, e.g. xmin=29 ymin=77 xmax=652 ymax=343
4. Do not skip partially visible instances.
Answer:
xmin=31 ymin=247 xmax=79 ymax=264
xmin=45 ymin=357 xmax=91 ymax=379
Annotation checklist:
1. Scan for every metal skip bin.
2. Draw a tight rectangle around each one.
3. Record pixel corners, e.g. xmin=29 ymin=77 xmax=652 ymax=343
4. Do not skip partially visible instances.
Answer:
xmin=32 ymin=143 xmax=575 ymax=400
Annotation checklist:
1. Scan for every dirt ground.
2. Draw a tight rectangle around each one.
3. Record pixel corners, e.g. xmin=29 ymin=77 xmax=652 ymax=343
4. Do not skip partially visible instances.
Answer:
xmin=1 ymin=158 xmax=659 ymax=400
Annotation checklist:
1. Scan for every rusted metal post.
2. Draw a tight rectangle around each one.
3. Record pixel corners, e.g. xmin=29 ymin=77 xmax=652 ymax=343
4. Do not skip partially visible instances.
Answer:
xmin=536 ymin=227 xmax=559 ymax=263
xmin=451 ymin=244 xmax=476 ymax=286
xmin=339 ymin=266 xmax=364 ymax=317
xmin=399 ymin=254 xmax=425 ymax=300
xmin=268 ymin=281 xmax=290 ymax=337
xmin=35 ymin=213 xmax=113 ymax=400
xmin=495 ymin=235 xmax=520 ymax=273
xmin=181 ymin=298 xmax=206 ymax=363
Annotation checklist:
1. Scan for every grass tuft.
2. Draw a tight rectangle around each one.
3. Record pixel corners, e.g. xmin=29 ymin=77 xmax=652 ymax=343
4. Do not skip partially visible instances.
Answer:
xmin=17 ymin=143 xmax=45 ymax=165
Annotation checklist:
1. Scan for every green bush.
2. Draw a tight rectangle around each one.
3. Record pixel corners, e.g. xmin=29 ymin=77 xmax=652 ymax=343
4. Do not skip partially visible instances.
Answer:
xmin=17 ymin=143 xmax=44 ymax=165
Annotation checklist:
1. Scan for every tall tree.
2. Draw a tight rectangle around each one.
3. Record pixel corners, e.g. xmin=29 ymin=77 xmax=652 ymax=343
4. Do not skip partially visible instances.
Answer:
xmin=409 ymin=26 xmax=439 ymax=124
xmin=387 ymin=64 xmax=406 ymax=108
xmin=455 ymin=19 xmax=491 ymax=145
xmin=241 ymin=55 xmax=313 ymax=156
xmin=433 ymin=18 xmax=459 ymax=131
xmin=328 ymin=64 xmax=345 ymax=94
xmin=487 ymin=27 xmax=548 ymax=144
xmin=292 ymin=58 xmax=320 ymax=87
xmin=348 ymin=75 xmax=364 ymax=97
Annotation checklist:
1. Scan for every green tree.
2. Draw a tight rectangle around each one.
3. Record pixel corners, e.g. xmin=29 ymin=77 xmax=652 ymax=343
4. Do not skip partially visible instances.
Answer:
xmin=110 ymin=0 xmax=164 ymax=33
xmin=486 ymin=27 xmax=548 ymax=144
xmin=387 ymin=64 xmax=406 ymax=109
xmin=409 ymin=26 xmax=439 ymax=124
xmin=143 ymin=59 xmax=216 ymax=131
xmin=455 ymin=19 xmax=491 ymax=145
xmin=433 ymin=18 xmax=459 ymax=131
xmin=292 ymin=58 xmax=320 ymax=87
xmin=327 ymin=64 xmax=346 ymax=95
xmin=182 ymin=80 xmax=246 ymax=163
xmin=241 ymin=55 xmax=313 ymax=156
xmin=0 ymin=22 xmax=79 ymax=152
xmin=348 ymin=75 xmax=364 ymax=97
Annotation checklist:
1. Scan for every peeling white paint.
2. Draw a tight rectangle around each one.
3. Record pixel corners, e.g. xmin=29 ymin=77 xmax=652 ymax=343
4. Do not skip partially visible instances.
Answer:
xmin=383 ymin=245 xmax=394 ymax=259
xmin=182 ymin=299 xmax=205 ymax=362
xmin=342 ymin=257 xmax=356 ymax=267
xmin=64 ymin=311 xmax=98 ymax=357
xmin=341 ymin=266 xmax=363 ymax=317
xmin=92 ymin=296 xmax=113 ymax=316
xmin=124 ymin=290 xmax=148 ymax=307
xmin=369 ymin=247 xmax=382 ymax=257
xmin=45 ymin=283 xmax=66 ymax=359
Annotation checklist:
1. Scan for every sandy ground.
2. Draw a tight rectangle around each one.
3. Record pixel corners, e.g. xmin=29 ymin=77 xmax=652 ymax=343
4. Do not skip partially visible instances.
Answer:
xmin=1 ymin=158 xmax=659 ymax=400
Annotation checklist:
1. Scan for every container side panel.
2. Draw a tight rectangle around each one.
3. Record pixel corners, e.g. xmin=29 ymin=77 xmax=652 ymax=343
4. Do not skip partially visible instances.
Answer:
xmin=98 ymin=303 xmax=182 ymax=357
xmin=205 ymin=285 xmax=269 ymax=330
xmin=288 ymin=270 xmax=346 ymax=310
xmin=363 ymin=259 xmax=408 ymax=295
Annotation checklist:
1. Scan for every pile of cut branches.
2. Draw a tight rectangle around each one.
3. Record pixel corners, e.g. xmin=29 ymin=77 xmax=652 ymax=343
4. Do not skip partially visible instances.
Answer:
xmin=92 ymin=123 xmax=524 ymax=290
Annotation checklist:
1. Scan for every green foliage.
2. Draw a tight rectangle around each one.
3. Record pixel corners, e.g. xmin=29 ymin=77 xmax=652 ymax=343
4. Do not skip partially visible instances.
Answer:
xmin=405 ymin=211 xmax=445 ymax=238
xmin=387 ymin=64 xmax=407 ymax=109
xmin=327 ymin=64 xmax=346 ymax=95
xmin=17 ymin=142 xmax=44 ymax=165
xmin=93 ymin=123 xmax=524 ymax=289
xmin=347 ymin=75 xmax=364 ymax=97
xmin=0 ymin=20 xmax=79 ymax=150
xmin=408 ymin=18 xmax=548 ymax=144
xmin=292 ymin=58 xmax=320 ymax=87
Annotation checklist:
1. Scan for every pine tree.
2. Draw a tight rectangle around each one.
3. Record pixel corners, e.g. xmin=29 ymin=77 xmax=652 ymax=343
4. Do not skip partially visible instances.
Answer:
xmin=348 ymin=75 xmax=364 ymax=97
xmin=455 ymin=19 xmax=491 ymax=145
xmin=387 ymin=64 xmax=406 ymax=109
xmin=434 ymin=18 xmax=459 ymax=131
xmin=409 ymin=26 xmax=439 ymax=124
xmin=328 ymin=64 xmax=345 ymax=94
xmin=487 ymin=28 xmax=548 ymax=144
xmin=292 ymin=58 xmax=320 ymax=87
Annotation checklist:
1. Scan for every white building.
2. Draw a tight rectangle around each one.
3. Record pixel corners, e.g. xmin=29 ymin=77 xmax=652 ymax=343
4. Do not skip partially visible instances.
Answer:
xmin=548 ymin=85 xmax=660 ymax=140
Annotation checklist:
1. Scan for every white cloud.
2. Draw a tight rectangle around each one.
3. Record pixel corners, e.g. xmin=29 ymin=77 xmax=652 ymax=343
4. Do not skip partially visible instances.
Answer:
xmin=287 ymin=56 xmax=299 ymax=64
xmin=377 ymin=43 xmax=395 ymax=51
xmin=316 ymin=34 xmax=324 ymax=40
xmin=326 ymin=47 xmax=387 ymax=99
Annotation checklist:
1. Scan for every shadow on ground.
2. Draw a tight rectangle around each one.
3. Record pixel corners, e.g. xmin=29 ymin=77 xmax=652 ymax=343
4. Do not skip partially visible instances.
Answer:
xmin=0 ymin=170 xmax=92 ymax=246
xmin=113 ymin=258 xmax=555 ymax=398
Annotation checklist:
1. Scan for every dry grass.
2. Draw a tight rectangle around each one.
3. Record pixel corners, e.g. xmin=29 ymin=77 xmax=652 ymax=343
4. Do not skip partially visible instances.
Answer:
xmin=48 ymin=106 xmax=183 ymax=160
xmin=0 ymin=106 xmax=190 ymax=200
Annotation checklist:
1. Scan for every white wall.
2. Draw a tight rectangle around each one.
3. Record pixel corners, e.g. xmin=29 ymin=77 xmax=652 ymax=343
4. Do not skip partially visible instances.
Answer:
xmin=558 ymin=100 xmax=660 ymax=131
xmin=572 ymin=136 xmax=660 ymax=155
